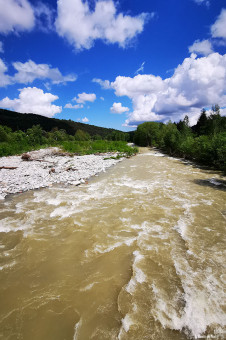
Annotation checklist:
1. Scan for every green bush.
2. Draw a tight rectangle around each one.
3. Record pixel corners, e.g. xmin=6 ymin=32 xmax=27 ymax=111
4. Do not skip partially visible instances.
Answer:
xmin=61 ymin=140 xmax=138 ymax=157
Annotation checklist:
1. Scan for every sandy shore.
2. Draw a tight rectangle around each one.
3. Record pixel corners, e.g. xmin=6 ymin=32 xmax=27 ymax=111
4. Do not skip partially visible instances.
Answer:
xmin=0 ymin=148 xmax=124 ymax=200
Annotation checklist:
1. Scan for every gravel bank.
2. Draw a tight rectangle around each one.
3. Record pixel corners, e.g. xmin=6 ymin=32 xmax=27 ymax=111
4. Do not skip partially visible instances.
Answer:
xmin=0 ymin=148 xmax=124 ymax=200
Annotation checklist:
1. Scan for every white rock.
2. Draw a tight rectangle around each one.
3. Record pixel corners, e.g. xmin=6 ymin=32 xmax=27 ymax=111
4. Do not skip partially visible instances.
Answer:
xmin=0 ymin=148 xmax=124 ymax=200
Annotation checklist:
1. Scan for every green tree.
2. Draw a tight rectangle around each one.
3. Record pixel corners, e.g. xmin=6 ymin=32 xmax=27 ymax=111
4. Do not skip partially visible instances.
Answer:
xmin=134 ymin=122 xmax=161 ymax=146
xmin=163 ymin=122 xmax=181 ymax=155
xmin=27 ymin=125 xmax=44 ymax=145
xmin=74 ymin=129 xmax=91 ymax=141
xmin=93 ymin=134 xmax=102 ymax=140
xmin=177 ymin=115 xmax=192 ymax=137
xmin=0 ymin=125 xmax=9 ymax=142
xmin=195 ymin=109 xmax=208 ymax=135
xmin=209 ymin=105 xmax=221 ymax=135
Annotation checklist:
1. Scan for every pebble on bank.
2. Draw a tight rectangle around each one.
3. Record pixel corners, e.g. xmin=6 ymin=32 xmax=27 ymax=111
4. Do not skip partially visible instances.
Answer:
xmin=0 ymin=148 xmax=124 ymax=200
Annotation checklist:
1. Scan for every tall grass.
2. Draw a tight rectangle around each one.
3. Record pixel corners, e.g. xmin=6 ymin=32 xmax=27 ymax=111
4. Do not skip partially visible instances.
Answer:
xmin=0 ymin=142 xmax=50 ymax=157
xmin=61 ymin=140 xmax=138 ymax=156
xmin=0 ymin=140 xmax=138 ymax=157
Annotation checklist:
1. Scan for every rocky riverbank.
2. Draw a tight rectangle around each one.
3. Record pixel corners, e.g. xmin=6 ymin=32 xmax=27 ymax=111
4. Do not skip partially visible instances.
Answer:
xmin=0 ymin=148 xmax=124 ymax=200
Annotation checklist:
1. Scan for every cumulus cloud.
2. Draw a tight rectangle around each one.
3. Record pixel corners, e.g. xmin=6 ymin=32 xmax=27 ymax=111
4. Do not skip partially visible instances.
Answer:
xmin=82 ymin=117 xmax=89 ymax=123
xmin=211 ymin=8 xmax=226 ymax=39
xmin=0 ymin=42 xmax=3 ymax=53
xmin=92 ymin=78 xmax=111 ymax=89
xmin=0 ymin=0 xmax=56 ymax=35
xmin=112 ymin=74 xmax=164 ymax=100
xmin=55 ymin=0 xmax=150 ymax=51
xmin=96 ymin=53 xmax=226 ymax=126
xmin=0 ymin=0 xmax=35 ymax=34
xmin=0 ymin=87 xmax=62 ymax=117
xmin=12 ymin=60 xmax=77 ymax=85
xmin=64 ymin=103 xmax=83 ymax=109
xmin=110 ymin=102 xmax=129 ymax=114
xmin=0 ymin=59 xmax=77 ymax=87
xmin=189 ymin=39 xmax=213 ymax=56
xmin=100 ymin=96 xmax=104 ymax=101
xmin=220 ymin=107 xmax=226 ymax=116
xmin=74 ymin=92 xmax=96 ymax=104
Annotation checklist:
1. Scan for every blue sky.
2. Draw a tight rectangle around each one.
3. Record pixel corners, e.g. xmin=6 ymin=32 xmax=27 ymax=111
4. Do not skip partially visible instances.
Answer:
xmin=0 ymin=0 xmax=225 ymax=131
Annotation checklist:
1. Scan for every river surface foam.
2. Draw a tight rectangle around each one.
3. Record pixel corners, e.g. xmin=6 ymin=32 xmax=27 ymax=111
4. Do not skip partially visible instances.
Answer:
xmin=0 ymin=148 xmax=225 ymax=340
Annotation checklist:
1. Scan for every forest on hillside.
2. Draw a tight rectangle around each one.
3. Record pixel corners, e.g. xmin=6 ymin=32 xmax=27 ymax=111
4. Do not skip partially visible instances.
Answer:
xmin=0 ymin=109 xmax=130 ymax=139
xmin=134 ymin=105 xmax=226 ymax=173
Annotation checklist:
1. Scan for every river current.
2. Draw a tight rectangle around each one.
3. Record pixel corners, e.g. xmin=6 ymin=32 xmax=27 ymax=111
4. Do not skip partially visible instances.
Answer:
xmin=0 ymin=148 xmax=225 ymax=340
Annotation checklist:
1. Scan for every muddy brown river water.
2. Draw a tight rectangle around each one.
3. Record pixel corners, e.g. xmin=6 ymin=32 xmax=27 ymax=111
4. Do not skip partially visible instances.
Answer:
xmin=0 ymin=148 xmax=225 ymax=340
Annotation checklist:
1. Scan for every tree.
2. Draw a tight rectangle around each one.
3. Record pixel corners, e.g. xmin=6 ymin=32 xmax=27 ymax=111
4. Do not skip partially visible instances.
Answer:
xmin=163 ymin=122 xmax=181 ymax=155
xmin=74 ymin=129 xmax=90 ymax=141
xmin=209 ymin=104 xmax=221 ymax=135
xmin=27 ymin=125 xmax=44 ymax=145
xmin=195 ymin=109 xmax=208 ymax=135
xmin=184 ymin=115 xmax=189 ymax=127
xmin=177 ymin=115 xmax=191 ymax=137
xmin=134 ymin=122 xmax=161 ymax=146
xmin=212 ymin=104 xmax=220 ymax=115
xmin=93 ymin=134 xmax=102 ymax=140
xmin=0 ymin=125 xmax=9 ymax=142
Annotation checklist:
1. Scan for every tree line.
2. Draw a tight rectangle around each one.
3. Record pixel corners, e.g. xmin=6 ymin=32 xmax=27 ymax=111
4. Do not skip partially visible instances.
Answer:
xmin=133 ymin=105 xmax=226 ymax=173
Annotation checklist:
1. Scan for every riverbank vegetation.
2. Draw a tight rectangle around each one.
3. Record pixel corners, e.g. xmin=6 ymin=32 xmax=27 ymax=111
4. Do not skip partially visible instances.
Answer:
xmin=134 ymin=105 xmax=226 ymax=173
xmin=0 ymin=124 xmax=137 ymax=157
xmin=1 ymin=106 xmax=225 ymax=172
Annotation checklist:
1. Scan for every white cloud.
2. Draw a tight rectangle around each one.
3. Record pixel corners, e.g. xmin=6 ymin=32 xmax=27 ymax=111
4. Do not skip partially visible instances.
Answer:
xmin=189 ymin=39 xmax=213 ymax=56
xmin=64 ymin=103 xmax=83 ymax=109
xmin=0 ymin=0 xmax=56 ymax=35
xmin=0 ymin=42 xmax=3 ymax=53
xmin=55 ymin=0 xmax=149 ymax=51
xmin=211 ymin=8 xmax=226 ymax=39
xmin=97 ymin=53 xmax=226 ymax=126
xmin=112 ymin=74 xmax=164 ymax=97
xmin=12 ymin=60 xmax=77 ymax=85
xmin=100 ymin=96 xmax=104 ymax=101
xmin=135 ymin=61 xmax=145 ymax=75
xmin=0 ymin=58 xmax=11 ymax=87
xmin=193 ymin=0 xmax=210 ymax=6
xmin=82 ymin=117 xmax=89 ymax=123
xmin=220 ymin=107 xmax=226 ymax=116
xmin=92 ymin=78 xmax=111 ymax=89
xmin=0 ymin=0 xmax=35 ymax=34
xmin=74 ymin=92 xmax=96 ymax=104
xmin=0 ymin=59 xmax=77 ymax=87
xmin=110 ymin=102 xmax=129 ymax=114
xmin=0 ymin=87 xmax=62 ymax=118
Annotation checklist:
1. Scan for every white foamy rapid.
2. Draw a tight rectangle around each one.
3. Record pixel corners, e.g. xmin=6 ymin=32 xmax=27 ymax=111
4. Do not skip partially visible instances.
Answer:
xmin=0 ymin=148 xmax=225 ymax=340
xmin=73 ymin=319 xmax=82 ymax=340
xmin=125 ymin=250 xmax=146 ymax=294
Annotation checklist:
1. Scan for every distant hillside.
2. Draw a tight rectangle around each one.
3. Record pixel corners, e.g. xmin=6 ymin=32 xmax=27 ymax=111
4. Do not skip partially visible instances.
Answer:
xmin=0 ymin=109 xmax=128 ymax=138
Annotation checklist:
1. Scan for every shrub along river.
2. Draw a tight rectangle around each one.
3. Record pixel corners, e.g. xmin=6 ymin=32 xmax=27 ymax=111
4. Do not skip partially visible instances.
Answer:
xmin=0 ymin=148 xmax=225 ymax=340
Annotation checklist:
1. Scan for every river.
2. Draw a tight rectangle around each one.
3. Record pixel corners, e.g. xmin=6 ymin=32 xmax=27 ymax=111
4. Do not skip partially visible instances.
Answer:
xmin=0 ymin=148 xmax=225 ymax=340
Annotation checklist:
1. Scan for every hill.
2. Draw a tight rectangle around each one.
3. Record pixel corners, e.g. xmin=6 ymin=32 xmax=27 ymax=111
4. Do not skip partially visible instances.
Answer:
xmin=0 ymin=109 xmax=128 ymax=139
